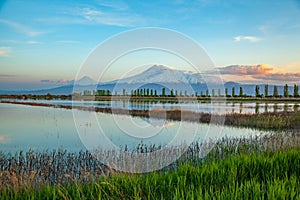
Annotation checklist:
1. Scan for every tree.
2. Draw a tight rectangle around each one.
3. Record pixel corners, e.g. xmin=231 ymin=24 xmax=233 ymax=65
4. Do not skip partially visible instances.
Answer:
xmin=265 ymin=84 xmax=268 ymax=97
xmin=273 ymin=85 xmax=278 ymax=97
xmin=294 ymin=84 xmax=299 ymax=97
xmin=170 ymin=89 xmax=174 ymax=97
xmin=162 ymin=88 xmax=166 ymax=96
xmin=184 ymin=90 xmax=188 ymax=97
xmin=212 ymin=89 xmax=215 ymax=97
xmin=146 ymin=89 xmax=149 ymax=96
xmin=239 ymin=87 xmax=243 ymax=97
xmin=218 ymin=89 xmax=221 ymax=97
xmin=122 ymin=89 xmax=126 ymax=96
xmin=225 ymin=88 xmax=229 ymax=97
xmin=255 ymin=85 xmax=260 ymax=97
xmin=150 ymin=89 xmax=153 ymax=96
xmin=154 ymin=90 xmax=157 ymax=96
xmin=46 ymin=93 xmax=53 ymax=100
xmin=206 ymin=89 xmax=209 ymax=97
xmin=284 ymin=84 xmax=289 ymax=97
xmin=232 ymin=87 xmax=235 ymax=97
xmin=83 ymin=90 xmax=91 ymax=96
xmin=175 ymin=90 xmax=178 ymax=96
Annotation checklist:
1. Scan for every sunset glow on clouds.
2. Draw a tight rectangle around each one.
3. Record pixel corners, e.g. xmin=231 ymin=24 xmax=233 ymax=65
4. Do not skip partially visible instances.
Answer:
xmin=216 ymin=64 xmax=300 ymax=84
xmin=218 ymin=64 xmax=273 ymax=75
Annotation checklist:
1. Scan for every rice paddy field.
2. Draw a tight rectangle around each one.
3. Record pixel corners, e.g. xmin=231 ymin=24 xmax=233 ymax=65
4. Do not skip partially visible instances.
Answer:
xmin=1 ymin=131 xmax=300 ymax=199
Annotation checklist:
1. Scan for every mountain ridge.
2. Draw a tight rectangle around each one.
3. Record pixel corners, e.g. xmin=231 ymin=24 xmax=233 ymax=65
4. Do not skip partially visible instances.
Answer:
xmin=0 ymin=65 xmax=294 ymax=96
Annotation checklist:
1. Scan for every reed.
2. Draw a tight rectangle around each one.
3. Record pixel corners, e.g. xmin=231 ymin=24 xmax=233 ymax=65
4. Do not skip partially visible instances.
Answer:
xmin=0 ymin=132 xmax=299 ymax=198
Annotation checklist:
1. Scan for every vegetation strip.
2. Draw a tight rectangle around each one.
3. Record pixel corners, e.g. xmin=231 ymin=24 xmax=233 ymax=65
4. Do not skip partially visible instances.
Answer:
xmin=1 ymin=100 xmax=299 ymax=130
xmin=1 ymin=143 xmax=299 ymax=199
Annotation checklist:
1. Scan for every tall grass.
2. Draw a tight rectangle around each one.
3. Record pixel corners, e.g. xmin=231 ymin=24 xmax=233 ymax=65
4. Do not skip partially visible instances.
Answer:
xmin=1 ymin=148 xmax=299 ymax=199
xmin=0 ymin=132 xmax=300 ymax=199
xmin=225 ymin=110 xmax=300 ymax=130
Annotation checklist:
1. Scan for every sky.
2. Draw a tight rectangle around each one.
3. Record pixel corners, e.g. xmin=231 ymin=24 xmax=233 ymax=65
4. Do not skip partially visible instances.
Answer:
xmin=0 ymin=0 xmax=300 ymax=90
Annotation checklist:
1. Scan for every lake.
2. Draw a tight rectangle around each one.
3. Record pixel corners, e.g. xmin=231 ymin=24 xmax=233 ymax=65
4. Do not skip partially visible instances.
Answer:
xmin=0 ymin=102 xmax=270 ymax=153
xmin=3 ymin=99 xmax=299 ymax=114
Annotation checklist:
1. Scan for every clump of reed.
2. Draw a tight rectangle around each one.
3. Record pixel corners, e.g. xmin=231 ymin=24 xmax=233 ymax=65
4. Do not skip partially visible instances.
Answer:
xmin=0 ymin=131 xmax=299 ymax=192
xmin=224 ymin=111 xmax=300 ymax=130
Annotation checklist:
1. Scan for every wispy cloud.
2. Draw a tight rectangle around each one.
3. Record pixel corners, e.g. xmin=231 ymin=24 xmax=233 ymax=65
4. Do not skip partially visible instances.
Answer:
xmin=0 ymin=135 xmax=10 ymax=144
xmin=258 ymin=25 xmax=268 ymax=34
xmin=73 ymin=7 xmax=141 ymax=27
xmin=55 ymin=40 xmax=81 ymax=44
xmin=217 ymin=64 xmax=273 ymax=75
xmin=0 ymin=19 xmax=43 ymax=37
xmin=40 ymin=79 xmax=73 ymax=84
xmin=0 ymin=46 xmax=11 ymax=57
xmin=254 ymin=73 xmax=300 ymax=82
xmin=0 ymin=74 xmax=15 ymax=78
xmin=1 ymin=40 xmax=43 ymax=45
xmin=95 ymin=0 xmax=129 ymax=11
xmin=234 ymin=35 xmax=261 ymax=42
xmin=43 ymin=6 xmax=143 ymax=27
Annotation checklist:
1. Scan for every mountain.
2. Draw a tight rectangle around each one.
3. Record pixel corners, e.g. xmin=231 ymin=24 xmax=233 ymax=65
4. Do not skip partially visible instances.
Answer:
xmin=107 ymin=65 xmax=205 ymax=84
xmin=0 ymin=65 xmax=296 ymax=96
xmin=74 ymin=76 xmax=97 ymax=86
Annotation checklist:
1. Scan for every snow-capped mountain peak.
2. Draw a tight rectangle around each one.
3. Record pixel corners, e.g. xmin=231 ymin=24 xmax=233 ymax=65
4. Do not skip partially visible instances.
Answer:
xmin=110 ymin=64 xmax=204 ymax=84
xmin=74 ymin=76 xmax=97 ymax=86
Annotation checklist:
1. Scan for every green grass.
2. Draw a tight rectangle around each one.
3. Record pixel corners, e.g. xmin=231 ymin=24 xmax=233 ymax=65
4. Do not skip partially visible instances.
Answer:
xmin=1 ymin=149 xmax=299 ymax=199
xmin=225 ymin=111 xmax=300 ymax=131
xmin=1 ymin=132 xmax=300 ymax=199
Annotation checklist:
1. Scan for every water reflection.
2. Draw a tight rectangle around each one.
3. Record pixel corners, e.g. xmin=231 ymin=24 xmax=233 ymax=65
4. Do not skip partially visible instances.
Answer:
xmin=3 ymin=99 xmax=299 ymax=114
xmin=0 ymin=103 xmax=268 ymax=153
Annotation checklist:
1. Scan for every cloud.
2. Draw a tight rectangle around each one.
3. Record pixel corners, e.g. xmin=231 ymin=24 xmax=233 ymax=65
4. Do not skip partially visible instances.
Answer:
xmin=217 ymin=64 xmax=273 ymax=75
xmin=40 ymin=79 xmax=73 ymax=84
xmin=0 ymin=135 xmax=10 ymax=144
xmin=55 ymin=40 xmax=81 ymax=44
xmin=258 ymin=25 xmax=268 ymax=34
xmin=53 ymin=6 xmax=142 ymax=27
xmin=0 ymin=46 xmax=11 ymax=57
xmin=76 ymin=7 xmax=140 ymax=27
xmin=1 ymin=40 xmax=42 ymax=45
xmin=234 ymin=35 xmax=261 ymax=42
xmin=95 ymin=0 xmax=129 ymax=10
xmin=0 ymin=74 xmax=15 ymax=78
xmin=254 ymin=73 xmax=300 ymax=82
xmin=0 ymin=19 xmax=43 ymax=37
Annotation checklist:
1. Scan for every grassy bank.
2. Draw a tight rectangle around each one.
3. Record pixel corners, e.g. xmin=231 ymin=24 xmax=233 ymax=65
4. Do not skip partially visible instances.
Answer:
xmin=1 ymin=133 xmax=300 ymax=199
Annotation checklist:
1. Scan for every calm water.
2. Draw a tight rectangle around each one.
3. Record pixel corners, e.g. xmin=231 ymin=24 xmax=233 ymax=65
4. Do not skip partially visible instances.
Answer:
xmin=4 ymin=99 xmax=299 ymax=114
xmin=0 ymin=103 xmax=268 ymax=152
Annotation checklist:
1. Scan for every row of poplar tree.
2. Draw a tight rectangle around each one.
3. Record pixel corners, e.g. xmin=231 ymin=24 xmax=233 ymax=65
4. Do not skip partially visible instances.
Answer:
xmin=91 ymin=84 xmax=299 ymax=97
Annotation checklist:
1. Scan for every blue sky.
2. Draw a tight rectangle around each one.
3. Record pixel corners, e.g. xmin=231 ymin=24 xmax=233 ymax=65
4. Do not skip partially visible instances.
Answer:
xmin=0 ymin=0 xmax=300 ymax=90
